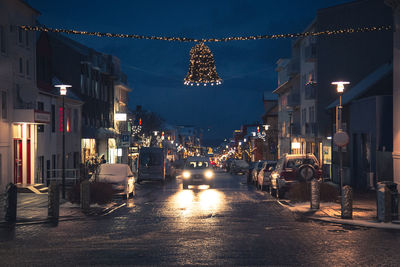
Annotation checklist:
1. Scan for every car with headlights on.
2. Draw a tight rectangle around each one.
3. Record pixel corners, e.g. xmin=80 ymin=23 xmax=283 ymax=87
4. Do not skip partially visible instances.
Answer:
xmin=90 ymin=163 xmax=135 ymax=199
xmin=182 ymin=156 xmax=214 ymax=189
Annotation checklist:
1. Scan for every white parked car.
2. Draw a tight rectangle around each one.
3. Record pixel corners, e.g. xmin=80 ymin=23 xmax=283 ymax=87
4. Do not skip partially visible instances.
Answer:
xmin=90 ymin=163 xmax=135 ymax=199
xmin=257 ymin=161 xmax=277 ymax=191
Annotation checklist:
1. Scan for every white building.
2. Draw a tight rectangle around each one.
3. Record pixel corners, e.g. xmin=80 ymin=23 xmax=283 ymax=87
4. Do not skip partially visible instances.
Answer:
xmin=0 ymin=0 xmax=40 ymax=190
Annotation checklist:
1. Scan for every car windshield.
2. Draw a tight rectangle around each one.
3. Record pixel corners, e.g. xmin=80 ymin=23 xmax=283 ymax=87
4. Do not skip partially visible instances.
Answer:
xmin=185 ymin=161 xmax=209 ymax=169
xmin=140 ymin=152 xmax=162 ymax=166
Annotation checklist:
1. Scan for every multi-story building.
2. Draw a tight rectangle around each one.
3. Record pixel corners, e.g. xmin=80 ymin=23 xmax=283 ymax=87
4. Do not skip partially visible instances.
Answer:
xmin=261 ymin=94 xmax=278 ymax=160
xmin=273 ymin=58 xmax=301 ymax=157
xmin=0 ymin=0 xmax=40 ymax=189
xmin=275 ymin=0 xmax=392 ymax=186
xmin=36 ymin=32 xmax=118 ymax=166
xmin=112 ymin=56 xmax=132 ymax=164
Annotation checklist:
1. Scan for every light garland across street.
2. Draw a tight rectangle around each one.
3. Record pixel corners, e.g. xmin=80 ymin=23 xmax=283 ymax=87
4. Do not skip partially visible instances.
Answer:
xmin=21 ymin=25 xmax=392 ymax=85
xmin=20 ymin=25 xmax=392 ymax=42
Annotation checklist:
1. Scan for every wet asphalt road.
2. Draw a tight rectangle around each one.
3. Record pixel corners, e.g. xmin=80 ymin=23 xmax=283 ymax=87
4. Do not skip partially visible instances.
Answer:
xmin=1 ymin=171 xmax=400 ymax=266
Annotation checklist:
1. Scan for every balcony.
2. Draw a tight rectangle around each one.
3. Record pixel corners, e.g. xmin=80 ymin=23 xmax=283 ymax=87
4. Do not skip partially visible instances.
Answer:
xmin=304 ymin=83 xmax=316 ymax=100
xmin=304 ymin=44 xmax=316 ymax=62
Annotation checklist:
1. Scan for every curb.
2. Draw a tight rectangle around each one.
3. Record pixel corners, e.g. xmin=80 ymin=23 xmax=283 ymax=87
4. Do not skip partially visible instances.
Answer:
xmin=277 ymin=199 xmax=400 ymax=231
xmin=0 ymin=202 xmax=125 ymax=227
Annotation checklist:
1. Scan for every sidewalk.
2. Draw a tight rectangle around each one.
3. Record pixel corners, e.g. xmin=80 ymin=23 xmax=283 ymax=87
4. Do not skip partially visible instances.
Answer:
xmin=278 ymin=191 xmax=400 ymax=230
xmin=0 ymin=193 xmax=120 ymax=225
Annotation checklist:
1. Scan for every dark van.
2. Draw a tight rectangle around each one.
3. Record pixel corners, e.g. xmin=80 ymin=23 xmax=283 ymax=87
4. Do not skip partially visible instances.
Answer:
xmin=137 ymin=147 xmax=166 ymax=183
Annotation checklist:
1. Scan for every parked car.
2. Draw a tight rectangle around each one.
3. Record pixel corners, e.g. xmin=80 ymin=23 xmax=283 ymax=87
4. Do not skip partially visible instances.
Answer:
xmin=251 ymin=161 xmax=265 ymax=184
xmin=182 ymin=156 xmax=214 ymax=189
xmin=90 ymin=163 xmax=135 ymax=199
xmin=247 ymin=161 xmax=258 ymax=183
xmin=270 ymin=154 xmax=321 ymax=198
xmin=257 ymin=161 xmax=277 ymax=191
xmin=137 ymin=147 xmax=166 ymax=183
xmin=230 ymin=160 xmax=249 ymax=175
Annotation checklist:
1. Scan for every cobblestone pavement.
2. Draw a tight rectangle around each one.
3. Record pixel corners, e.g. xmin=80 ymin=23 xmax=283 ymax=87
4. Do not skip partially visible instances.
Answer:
xmin=0 ymin=171 xmax=400 ymax=266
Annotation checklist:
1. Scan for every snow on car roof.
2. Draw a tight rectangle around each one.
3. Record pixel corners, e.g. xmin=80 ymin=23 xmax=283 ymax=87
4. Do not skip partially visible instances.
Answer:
xmin=99 ymin=164 xmax=133 ymax=176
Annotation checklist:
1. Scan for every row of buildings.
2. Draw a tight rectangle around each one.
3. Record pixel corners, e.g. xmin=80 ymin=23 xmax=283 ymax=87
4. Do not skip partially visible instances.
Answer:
xmin=272 ymin=0 xmax=394 ymax=190
xmin=0 ymin=0 xmax=132 ymax=189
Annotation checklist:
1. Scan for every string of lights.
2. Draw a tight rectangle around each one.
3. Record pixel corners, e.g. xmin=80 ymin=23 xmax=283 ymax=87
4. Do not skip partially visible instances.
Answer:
xmin=20 ymin=25 xmax=392 ymax=43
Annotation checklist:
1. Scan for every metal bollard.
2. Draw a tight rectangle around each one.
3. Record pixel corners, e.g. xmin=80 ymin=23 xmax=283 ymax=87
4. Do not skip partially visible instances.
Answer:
xmin=341 ymin=185 xmax=353 ymax=219
xmin=48 ymin=181 xmax=60 ymax=221
xmin=80 ymin=180 xmax=90 ymax=212
xmin=4 ymin=183 xmax=17 ymax=222
xmin=310 ymin=179 xmax=320 ymax=210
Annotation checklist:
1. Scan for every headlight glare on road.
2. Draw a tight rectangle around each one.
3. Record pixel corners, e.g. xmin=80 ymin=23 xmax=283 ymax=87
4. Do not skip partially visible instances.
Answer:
xmin=182 ymin=171 xmax=191 ymax=179
xmin=204 ymin=170 xmax=214 ymax=179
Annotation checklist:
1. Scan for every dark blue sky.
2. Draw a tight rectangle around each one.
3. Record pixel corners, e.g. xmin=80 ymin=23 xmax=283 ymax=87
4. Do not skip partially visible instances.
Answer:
xmin=28 ymin=0 xmax=351 ymax=144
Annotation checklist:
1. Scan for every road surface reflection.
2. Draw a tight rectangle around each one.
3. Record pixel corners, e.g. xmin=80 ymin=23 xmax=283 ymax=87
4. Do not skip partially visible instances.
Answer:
xmin=169 ymin=187 xmax=225 ymax=217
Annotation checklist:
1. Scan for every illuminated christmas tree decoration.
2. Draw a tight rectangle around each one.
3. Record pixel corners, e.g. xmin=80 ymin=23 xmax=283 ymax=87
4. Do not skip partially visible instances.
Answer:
xmin=184 ymin=43 xmax=222 ymax=86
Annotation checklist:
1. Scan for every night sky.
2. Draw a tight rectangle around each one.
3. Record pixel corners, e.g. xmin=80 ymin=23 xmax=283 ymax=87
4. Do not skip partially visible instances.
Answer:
xmin=28 ymin=0 xmax=351 ymax=145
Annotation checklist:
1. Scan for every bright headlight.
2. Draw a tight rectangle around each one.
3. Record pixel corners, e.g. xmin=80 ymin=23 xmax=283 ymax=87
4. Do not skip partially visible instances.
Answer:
xmin=204 ymin=170 xmax=214 ymax=179
xmin=182 ymin=171 xmax=191 ymax=179
xmin=271 ymin=172 xmax=279 ymax=179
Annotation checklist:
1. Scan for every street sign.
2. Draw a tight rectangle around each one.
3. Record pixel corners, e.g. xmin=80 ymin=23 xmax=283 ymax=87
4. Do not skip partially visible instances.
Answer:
xmin=333 ymin=131 xmax=349 ymax=147
xmin=121 ymin=134 xmax=130 ymax=147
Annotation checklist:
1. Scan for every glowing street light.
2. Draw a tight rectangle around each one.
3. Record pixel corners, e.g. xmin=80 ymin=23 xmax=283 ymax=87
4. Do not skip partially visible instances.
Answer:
xmin=54 ymin=84 xmax=71 ymax=199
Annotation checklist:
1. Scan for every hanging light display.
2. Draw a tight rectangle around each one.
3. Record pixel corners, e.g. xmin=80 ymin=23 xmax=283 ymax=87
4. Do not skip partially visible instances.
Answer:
xmin=184 ymin=43 xmax=222 ymax=86
xmin=20 ymin=25 xmax=392 ymax=86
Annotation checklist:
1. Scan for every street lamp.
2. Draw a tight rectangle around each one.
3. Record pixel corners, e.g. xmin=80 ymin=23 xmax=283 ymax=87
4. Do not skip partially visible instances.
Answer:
xmin=55 ymin=84 xmax=71 ymax=199
xmin=332 ymin=81 xmax=351 ymax=219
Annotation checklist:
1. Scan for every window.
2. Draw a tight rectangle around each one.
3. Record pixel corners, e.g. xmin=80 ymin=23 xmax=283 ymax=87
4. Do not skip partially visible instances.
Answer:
xmin=0 ymin=25 xmax=5 ymax=53
xmin=25 ymin=31 xmax=29 ymax=47
xmin=73 ymin=109 xmax=78 ymax=133
xmin=51 ymin=104 xmax=55 ymax=132
xmin=19 ymin=58 xmax=23 ymax=74
xmin=26 ymin=59 xmax=30 ymax=76
xmin=37 ymin=102 xmax=44 ymax=132
xmin=18 ymin=27 xmax=22 ymax=43
xmin=1 ymin=91 xmax=7 ymax=119
xmin=309 ymin=106 xmax=315 ymax=123
xmin=302 ymin=108 xmax=306 ymax=125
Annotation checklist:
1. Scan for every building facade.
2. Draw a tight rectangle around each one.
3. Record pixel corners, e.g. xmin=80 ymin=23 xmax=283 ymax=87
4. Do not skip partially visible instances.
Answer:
xmin=0 ymin=0 xmax=41 ymax=189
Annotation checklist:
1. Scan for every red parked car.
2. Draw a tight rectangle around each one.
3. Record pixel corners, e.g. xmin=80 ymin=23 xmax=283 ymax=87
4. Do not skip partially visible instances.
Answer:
xmin=270 ymin=154 xmax=322 ymax=198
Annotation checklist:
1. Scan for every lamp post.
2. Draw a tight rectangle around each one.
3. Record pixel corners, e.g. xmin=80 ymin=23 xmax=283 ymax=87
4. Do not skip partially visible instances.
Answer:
xmin=288 ymin=110 xmax=293 ymax=154
xmin=332 ymin=81 xmax=351 ymax=219
xmin=55 ymin=84 xmax=71 ymax=199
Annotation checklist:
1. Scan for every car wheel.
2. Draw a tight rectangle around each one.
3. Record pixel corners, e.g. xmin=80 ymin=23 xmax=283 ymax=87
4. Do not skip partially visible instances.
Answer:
xmin=298 ymin=165 xmax=315 ymax=181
